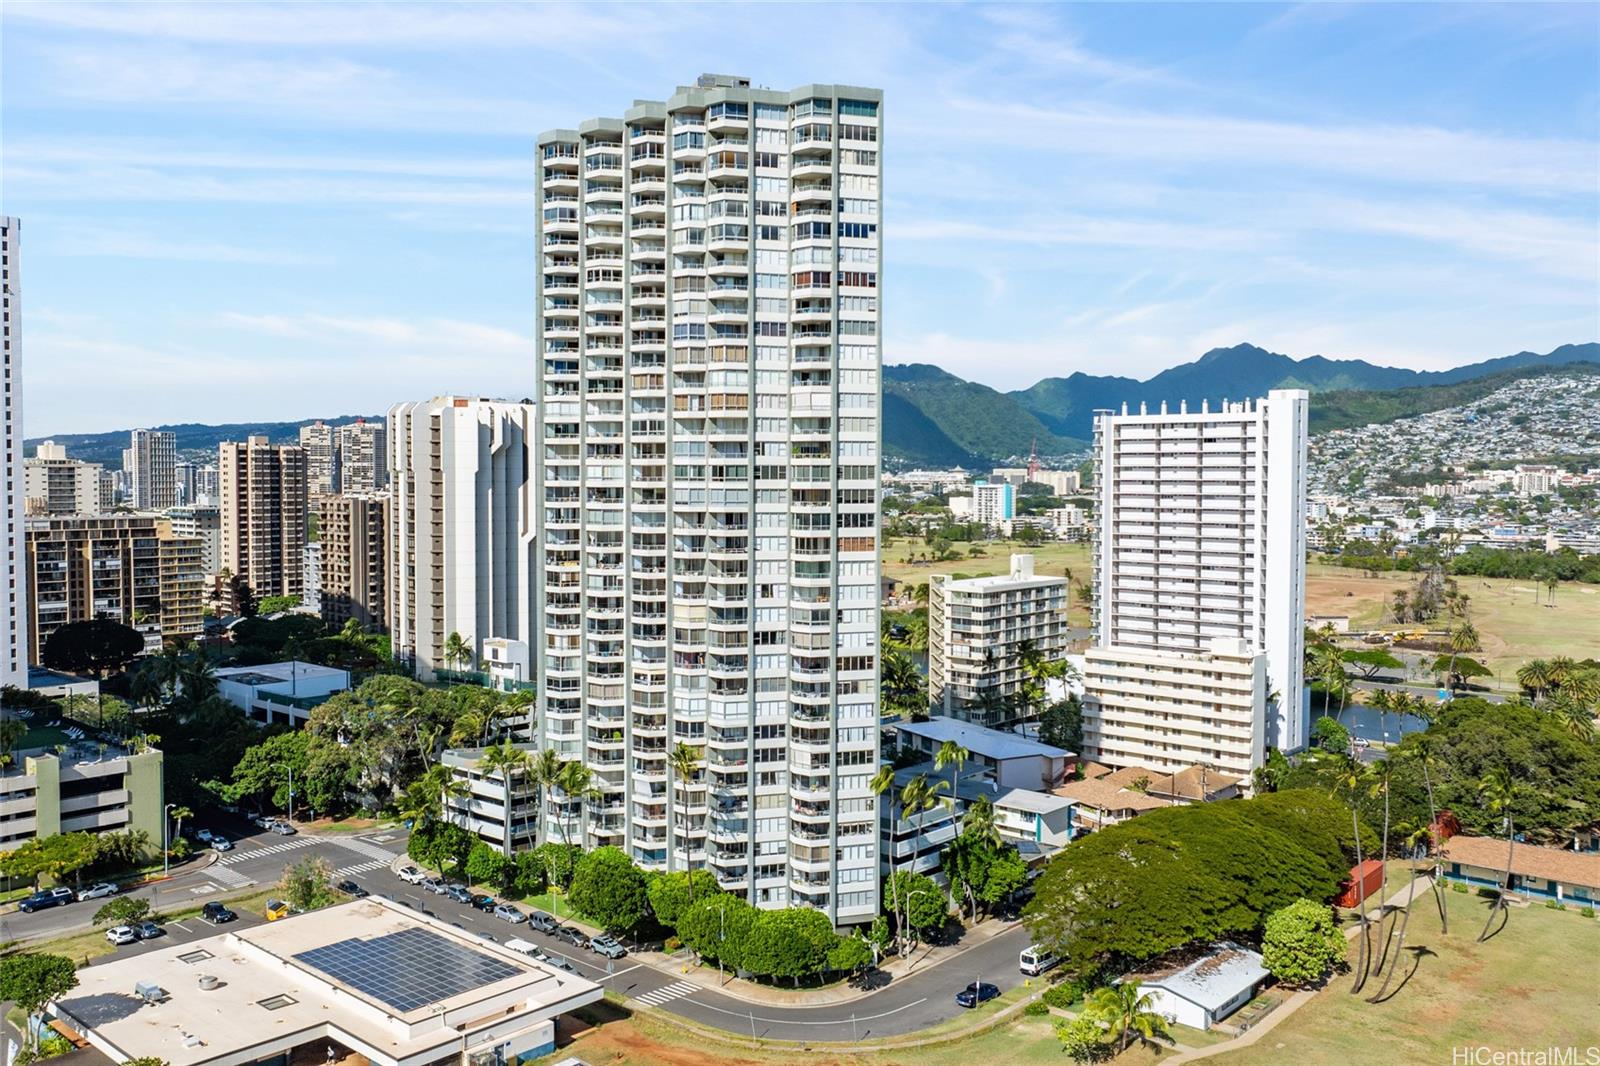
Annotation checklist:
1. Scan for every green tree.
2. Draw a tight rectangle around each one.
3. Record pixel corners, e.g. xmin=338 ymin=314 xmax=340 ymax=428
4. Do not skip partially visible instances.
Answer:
xmin=678 ymin=895 xmax=758 ymax=970
xmin=443 ymin=631 xmax=474 ymax=672
xmin=464 ymin=840 xmax=514 ymax=889
xmin=1055 ymin=1014 xmax=1114 ymax=1065
xmin=1310 ymin=716 xmax=1351 ymax=753
xmin=647 ymin=869 xmax=721 ymax=929
xmin=279 ymin=856 xmax=339 ymax=912
xmin=0 ymin=954 xmax=78 ymax=1051
xmin=475 ymin=739 xmax=532 ymax=853
xmin=228 ymin=731 xmax=310 ymax=814
xmin=1083 ymin=979 xmax=1172 ymax=1054
xmin=533 ymin=842 xmax=578 ymax=891
xmin=1262 ymin=898 xmax=1345 ymax=987
xmin=257 ymin=594 xmax=302 ymax=616
xmin=743 ymin=907 xmax=837 ymax=984
xmin=826 ymin=932 xmax=874 ymax=976
xmin=92 ymin=896 xmax=154 ymax=927
xmin=934 ymin=740 xmax=969 ymax=809
xmin=1037 ymin=697 xmax=1083 ymax=753
xmin=511 ymin=849 xmax=548 ymax=897
xmin=887 ymin=869 xmax=948 ymax=941
xmin=40 ymin=619 xmax=144 ymax=678
xmin=568 ymin=846 xmax=650 ymax=934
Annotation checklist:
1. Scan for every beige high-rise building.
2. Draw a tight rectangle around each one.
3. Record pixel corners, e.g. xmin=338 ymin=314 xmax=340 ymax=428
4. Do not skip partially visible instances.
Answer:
xmin=25 ymin=514 xmax=204 ymax=654
xmin=129 ymin=429 xmax=177 ymax=510
xmin=535 ymin=76 xmax=884 ymax=924
xmin=219 ymin=436 xmax=308 ymax=600
xmin=317 ymin=492 xmax=388 ymax=630
xmin=338 ymin=419 xmax=386 ymax=493
xmin=298 ymin=421 xmax=340 ymax=496
xmin=24 ymin=441 xmax=103 ymax=516
xmin=2 ymin=216 xmax=28 ymax=686
xmin=165 ymin=505 xmax=221 ymax=575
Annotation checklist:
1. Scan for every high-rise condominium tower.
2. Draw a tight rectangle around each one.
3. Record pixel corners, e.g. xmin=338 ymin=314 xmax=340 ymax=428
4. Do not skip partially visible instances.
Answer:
xmin=387 ymin=398 xmax=535 ymax=694
xmin=1 ymin=216 xmax=26 ymax=686
xmin=129 ymin=429 xmax=177 ymax=510
xmin=1082 ymin=391 xmax=1309 ymax=777
xmin=339 ymin=419 xmax=387 ymax=493
xmin=218 ymin=436 xmax=308 ymax=600
xmin=318 ymin=492 xmax=388 ymax=630
xmin=299 ymin=421 xmax=340 ymax=496
xmin=535 ymin=76 xmax=883 ymax=924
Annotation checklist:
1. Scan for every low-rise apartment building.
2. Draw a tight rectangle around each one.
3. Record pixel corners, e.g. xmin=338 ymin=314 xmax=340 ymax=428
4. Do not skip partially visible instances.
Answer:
xmin=215 ymin=661 xmax=351 ymax=726
xmin=441 ymin=744 xmax=541 ymax=855
xmin=0 ymin=744 xmax=163 ymax=849
xmin=928 ymin=554 xmax=1068 ymax=725
xmin=892 ymin=715 xmax=1074 ymax=791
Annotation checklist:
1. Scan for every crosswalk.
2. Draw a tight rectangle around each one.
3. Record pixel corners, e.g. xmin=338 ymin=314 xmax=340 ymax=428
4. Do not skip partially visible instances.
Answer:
xmin=204 ymin=832 xmax=403 ymax=889
xmin=633 ymin=981 xmax=696 ymax=1008
xmin=216 ymin=837 xmax=314 ymax=864
xmin=207 ymin=862 xmax=257 ymax=888
xmin=334 ymin=859 xmax=389 ymax=877
xmin=325 ymin=835 xmax=403 ymax=863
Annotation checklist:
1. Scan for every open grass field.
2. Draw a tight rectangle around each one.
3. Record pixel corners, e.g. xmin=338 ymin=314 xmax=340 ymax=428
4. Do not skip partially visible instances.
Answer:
xmin=1215 ymin=888 xmax=1598 ymax=1066
xmin=882 ymin=539 xmax=1093 ymax=627
xmin=1306 ymin=562 xmax=1600 ymax=676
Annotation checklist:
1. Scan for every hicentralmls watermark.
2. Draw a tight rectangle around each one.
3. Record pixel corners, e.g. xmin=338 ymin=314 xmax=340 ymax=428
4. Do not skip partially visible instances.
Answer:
xmin=1452 ymin=1048 xmax=1600 ymax=1066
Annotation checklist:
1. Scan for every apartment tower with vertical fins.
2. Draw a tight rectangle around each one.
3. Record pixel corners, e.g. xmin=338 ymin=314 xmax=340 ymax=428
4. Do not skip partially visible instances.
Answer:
xmin=534 ymin=76 xmax=883 ymax=925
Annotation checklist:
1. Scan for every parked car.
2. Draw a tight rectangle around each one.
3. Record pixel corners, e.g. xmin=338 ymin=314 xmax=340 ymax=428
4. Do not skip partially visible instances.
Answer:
xmin=475 ymin=931 xmax=497 ymax=942
xmin=19 ymin=888 xmax=75 ymax=912
xmin=543 ymin=954 xmax=575 ymax=973
xmin=557 ymin=925 xmax=587 ymax=947
xmin=588 ymin=935 xmax=626 ymax=959
xmin=493 ymin=903 xmax=527 ymax=924
xmin=77 ymin=882 xmax=119 ymax=901
xmin=1019 ymin=946 xmax=1059 ymax=976
xmin=135 ymin=921 xmax=164 ymax=940
xmin=421 ymin=877 xmax=446 ymax=894
xmin=955 ymin=981 xmax=1001 ymax=1008
xmin=527 ymin=911 xmax=559 ymax=933
xmin=106 ymin=925 xmax=138 ymax=946
xmin=195 ymin=829 xmax=215 ymax=843
xmin=211 ymin=837 xmax=233 ymax=852
xmin=338 ymin=880 xmax=369 ymax=898
xmin=201 ymin=901 xmax=237 ymax=924
xmin=444 ymin=885 xmax=473 ymax=904
xmin=251 ymin=814 xmax=274 ymax=828
xmin=502 ymin=937 xmax=542 ymax=958
xmin=398 ymin=866 xmax=426 ymax=885
xmin=469 ymin=894 xmax=497 ymax=912
xmin=270 ymin=822 xmax=297 ymax=835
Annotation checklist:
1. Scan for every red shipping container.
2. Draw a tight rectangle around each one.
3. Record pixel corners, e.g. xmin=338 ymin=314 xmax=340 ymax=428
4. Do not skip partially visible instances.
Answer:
xmin=1336 ymin=859 xmax=1386 ymax=908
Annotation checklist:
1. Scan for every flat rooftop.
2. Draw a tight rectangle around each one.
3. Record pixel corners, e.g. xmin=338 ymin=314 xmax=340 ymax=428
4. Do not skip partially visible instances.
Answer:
xmin=895 ymin=716 xmax=1074 ymax=762
xmin=54 ymin=900 xmax=600 ymax=1066
xmin=215 ymin=661 xmax=349 ymax=686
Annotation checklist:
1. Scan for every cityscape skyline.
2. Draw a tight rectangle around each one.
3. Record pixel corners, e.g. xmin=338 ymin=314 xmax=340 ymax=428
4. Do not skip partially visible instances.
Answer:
xmin=5 ymin=2 xmax=1595 ymax=434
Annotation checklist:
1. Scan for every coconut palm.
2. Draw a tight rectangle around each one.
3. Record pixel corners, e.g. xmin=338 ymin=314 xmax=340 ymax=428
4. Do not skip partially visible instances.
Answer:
xmin=668 ymin=741 xmax=705 ymax=874
xmin=1084 ymin=979 xmax=1173 ymax=1054
xmin=870 ymin=764 xmax=904 ymax=953
xmin=1314 ymin=643 xmax=1351 ymax=718
xmin=1313 ymin=750 xmax=1374 ymax=991
xmin=530 ymin=748 xmax=565 ymax=845
xmin=933 ymin=740 xmax=969 ymax=807
xmin=476 ymin=740 xmax=531 ymax=856
xmin=1476 ymin=765 xmax=1520 ymax=942
xmin=443 ymin=631 xmax=475 ymax=674
xmin=1368 ymin=822 xmax=1433 ymax=1002
xmin=1444 ymin=622 xmax=1479 ymax=691
xmin=1402 ymin=733 xmax=1449 ymax=934
xmin=1516 ymin=659 xmax=1554 ymax=704
xmin=168 ymin=805 xmax=194 ymax=846
xmin=554 ymin=760 xmax=602 ymax=865
xmin=897 ymin=774 xmax=951 ymax=952
xmin=881 ymin=648 xmax=925 ymax=718
xmin=960 ymin=792 xmax=1002 ymax=849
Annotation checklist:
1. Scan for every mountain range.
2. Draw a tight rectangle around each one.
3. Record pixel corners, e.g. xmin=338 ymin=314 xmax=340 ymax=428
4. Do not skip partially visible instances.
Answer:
xmin=885 ymin=341 xmax=1599 ymax=467
xmin=26 ymin=416 xmax=386 ymax=469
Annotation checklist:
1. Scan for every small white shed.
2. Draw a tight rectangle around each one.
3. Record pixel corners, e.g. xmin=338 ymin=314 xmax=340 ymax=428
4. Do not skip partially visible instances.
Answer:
xmin=1126 ymin=943 xmax=1269 ymax=1030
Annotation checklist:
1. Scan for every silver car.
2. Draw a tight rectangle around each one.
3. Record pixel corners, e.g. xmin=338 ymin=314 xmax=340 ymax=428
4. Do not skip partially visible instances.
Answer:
xmin=493 ymin=903 xmax=527 ymax=924
xmin=78 ymin=882 xmax=118 ymax=901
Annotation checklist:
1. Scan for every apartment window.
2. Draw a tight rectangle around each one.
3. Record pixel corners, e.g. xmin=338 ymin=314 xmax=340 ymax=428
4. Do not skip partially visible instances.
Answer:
xmin=839 ymin=100 xmax=877 ymax=117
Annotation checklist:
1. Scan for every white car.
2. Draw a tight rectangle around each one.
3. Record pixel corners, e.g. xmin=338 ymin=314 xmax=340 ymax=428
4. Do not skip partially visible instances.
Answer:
xmin=211 ymin=837 xmax=233 ymax=852
xmin=78 ymin=882 xmax=118 ymax=901
xmin=106 ymin=925 xmax=138 ymax=946
xmin=398 ymin=867 xmax=426 ymax=885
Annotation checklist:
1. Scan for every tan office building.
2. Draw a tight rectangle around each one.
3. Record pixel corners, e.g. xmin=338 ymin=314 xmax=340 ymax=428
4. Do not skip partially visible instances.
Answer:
xmin=219 ymin=435 xmax=308 ymax=599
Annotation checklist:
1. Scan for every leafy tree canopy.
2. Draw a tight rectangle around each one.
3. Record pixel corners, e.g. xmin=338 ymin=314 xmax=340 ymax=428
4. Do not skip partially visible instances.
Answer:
xmin=1261 ymin=898 xmax=1345 ymax=987
xmin=41 ymin=620 xmax=144 ymax=678
xmin=568 ymin=846 xmax=650 ymax=934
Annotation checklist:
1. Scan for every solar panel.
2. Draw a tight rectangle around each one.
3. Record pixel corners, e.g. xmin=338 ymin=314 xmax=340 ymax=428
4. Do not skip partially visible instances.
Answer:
xmin=293 ymin=927 xmax=523 ymax=1012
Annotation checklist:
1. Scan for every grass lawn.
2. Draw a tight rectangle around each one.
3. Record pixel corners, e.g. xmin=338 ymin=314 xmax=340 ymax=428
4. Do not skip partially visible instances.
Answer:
xmin=882 ymin=538 xmax=1093 ymax=627
xmin=1304 ymin=563 xmax=1600 ymax=678
xmin=1213 ymin=887 xmax=1598 ymax=1066
xmin=521 ymin=891 xmax=579 ymax=920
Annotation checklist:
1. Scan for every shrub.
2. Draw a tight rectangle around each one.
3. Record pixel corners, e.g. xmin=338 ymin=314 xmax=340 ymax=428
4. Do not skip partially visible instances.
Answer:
xmin=1545 ymin=900 xmax=1566 ymax=911
xmin=663 ymin=935 xmax=682 ymax=952
xmin=1023 ymin=1000 xmax=1049 ymax=1017
xmin=1262 ymin=898 xmax=1346 ymax=988
xmin=1580 ymin=907 xmax=1595 ymax=919
xmin=1451 ymin=882 xmax=1469 ymax=894
xmin=1477 ymin=887 xmax=1499 ymax=898
xmin=1041 ymin=981 xmax=1082 ymax=1010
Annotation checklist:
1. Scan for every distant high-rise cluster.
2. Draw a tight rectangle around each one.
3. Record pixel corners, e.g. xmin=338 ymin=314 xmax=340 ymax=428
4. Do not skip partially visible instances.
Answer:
xmin=534 ymin=75 xmax=884 ymax=923
xmin=297 ymin=418 xmax=388 ymax=497
xmin=1 ymin=216 xmax=27 ymax=686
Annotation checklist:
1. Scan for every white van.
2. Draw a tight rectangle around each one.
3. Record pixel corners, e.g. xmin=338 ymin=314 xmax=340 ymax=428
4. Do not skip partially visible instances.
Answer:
xmin=1019 ymin=945 xmax=1059 ymax=976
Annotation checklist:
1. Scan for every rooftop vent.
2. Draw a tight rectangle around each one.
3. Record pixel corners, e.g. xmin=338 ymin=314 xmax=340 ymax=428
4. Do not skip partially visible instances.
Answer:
xmin=258 ymin=994 xmax=297 ymax=1011
xmin=198 ymin=974 xmax=220 ymax=991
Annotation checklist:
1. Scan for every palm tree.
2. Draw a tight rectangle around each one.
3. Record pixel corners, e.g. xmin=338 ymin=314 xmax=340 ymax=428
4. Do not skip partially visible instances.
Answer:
xmin=1016 ymin=639 xmax=1069 ymax=727
xmin=177 ymin=647 xmax=219 ymax=706
xmin=668 ymin=741 xmax=704 ymax=874
xmin=476 ymin=740 xmax=531 ymax=856
xmin=1477 ymin=765 xmax=1520 ymax=942
xmin=1314 ymin=750 xmax=1375 ymax=992
xmin=168 ymin=805 xmax=194 ymax=847
xmin=1402 ymin=732 xmax=1449 ymax=933
xmin=443 ymin=631 xmax=474 ymax=675
xmin=933 ymin=740 xmax=969 ymax=806
xmin=1314 ymin=644 xmax=1350 ymax=718
xmin=1085 ymin=979 xmax=1173 ymax=1054
xmin=1548 ymin=695 xmax=1597 ymax=741
xmin=554 ymin=760 xmax=600 ymax=866
xmin=0 ymin=718 xmax=27 ymax=768
xmin=1517 ymin=659 xmax=1554 ymax=704
xmin=530 ymin=748 xmax=565 ymax=845
xmin=870 ymin=764 xmax=903 ymax=953
xmin=897 ymin=774 xmax=951 ymax=953
xmin=881 ymin=648 xmax=924 ymax=718
xmin=153 ymin=641 xmax=186 ymax=701
xmin=1368 ymin=822 xmax=1432 ymax=1002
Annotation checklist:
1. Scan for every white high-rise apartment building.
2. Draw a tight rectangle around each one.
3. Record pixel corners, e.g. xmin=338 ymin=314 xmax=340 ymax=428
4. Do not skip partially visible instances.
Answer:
xmin=299 ymin=421 xmax=340 ymax=496
xmin=24 ymin=442 xmax=103 ymax=516
xmin=1 ymin=216 xmax=27 ymax=686
xmin=129 ymin=429 xmax=177 ymax=510
xmin=339 ymin=419 xmax=387 ymax=493
xmin=535 ymin=76 xmax=883 ymax=924
xmin=386 ymin=398 xmax=535 ymax=695
xmin=928 ymin=554 xmax=1068 ymax=726
xmin=1085 ymin=391 xmax=1309 ymax=772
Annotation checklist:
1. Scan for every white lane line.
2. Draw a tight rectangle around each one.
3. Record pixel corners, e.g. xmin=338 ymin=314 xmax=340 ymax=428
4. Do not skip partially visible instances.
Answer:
xmin=683 ymin=995 xmax=930 ymax=1026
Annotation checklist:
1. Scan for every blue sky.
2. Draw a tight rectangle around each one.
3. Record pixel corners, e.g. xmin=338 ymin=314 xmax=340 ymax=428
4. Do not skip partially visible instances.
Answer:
xmin=4 ymin=1 xmax=1596 ymax=434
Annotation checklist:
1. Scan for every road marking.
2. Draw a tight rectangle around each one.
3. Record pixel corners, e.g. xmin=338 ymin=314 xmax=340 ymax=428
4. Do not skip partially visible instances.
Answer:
xmin=634 ymin=981 xmax=696 ymax=1007
xmin=169 ymin=921 xmax=190 ymax=932
xmin=335 ymin=859 xmax=389 ymax=876
xmin=188 ymin=884 xmax=219 ymax=895
xmin=686 ymin=996 xmax=930 ymax=1026
xmin=607 ymin=964 xmax=643 ymax=980
xmin=207 ymin=864 xmax=257 ymax=889
xmin=325 ymin=836 xmax=403 ymax=862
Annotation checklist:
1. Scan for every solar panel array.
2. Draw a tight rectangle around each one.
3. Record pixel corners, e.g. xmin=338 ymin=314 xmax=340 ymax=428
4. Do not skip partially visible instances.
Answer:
xmin=293 ymin=927 xmax=523 ymax=1012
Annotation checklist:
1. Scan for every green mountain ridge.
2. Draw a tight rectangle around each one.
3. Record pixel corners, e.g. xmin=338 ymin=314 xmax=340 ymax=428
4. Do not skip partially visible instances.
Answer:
xmin=25 ymin=415 xmax=387 ymax=469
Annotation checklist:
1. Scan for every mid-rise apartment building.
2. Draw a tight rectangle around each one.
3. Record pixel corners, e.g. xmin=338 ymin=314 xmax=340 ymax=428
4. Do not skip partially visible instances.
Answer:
xmin=299 ymin=420 xmax=341 ymax=496
xmin=219 ymin=435 xmax=308 ymax=599
xmin=24 ymin=514 xmax=205 ymax=654
xmin=927 ymin=554 xmax=1067 ymax=725
xmin=972 ymin=481 xmax=1015 ymax=531
xmin=534 ymin=75 xmax=883 ymax=924
xmin=2 ymin=216 xmax=27 ymax=687
xmin=129 ymin=428 xmax=177 ymax=510
xmin=173 ymin=459 xmax=196 ymax=505
xmin=165 ymin=504 xmax=221 ymax=574
xmin=316 ymin=492 xmax=388 ymax=629
xmin=1514 ymin=463 xmax=1560 ymax=498
xmin=339 ymin=418 xmax=387 ymax=492
xmin=301 ymin=540 xmax=322 ymax=613
xmin=0 ymin=745 xmax=163 ymax=849
xmin=193 ymin=463 xmax=219 ymax=504
xmin=1084 ymin=391 xmax=1309 ymax=773
xmin=23 ymin=441 xmax=103 ymax=516
xmin=441 ymin=744 xmax=542 ymax=855
xmin=387 ymin=398 xmax=535 ymax=689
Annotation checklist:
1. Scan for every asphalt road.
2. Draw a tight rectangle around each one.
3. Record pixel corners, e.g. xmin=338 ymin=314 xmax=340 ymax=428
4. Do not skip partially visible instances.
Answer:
xmin=4 ymin=816 xmax=1033 ymax=1042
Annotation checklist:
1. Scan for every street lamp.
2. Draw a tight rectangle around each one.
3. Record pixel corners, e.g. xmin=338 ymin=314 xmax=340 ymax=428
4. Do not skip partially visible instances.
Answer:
xmin=163 ymin=802 xmax=177 ymax=877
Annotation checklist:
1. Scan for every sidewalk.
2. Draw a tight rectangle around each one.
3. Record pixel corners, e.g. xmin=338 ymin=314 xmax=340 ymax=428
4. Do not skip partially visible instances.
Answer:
xmin=634 ymin=915 xmax=1021 ymax=1006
